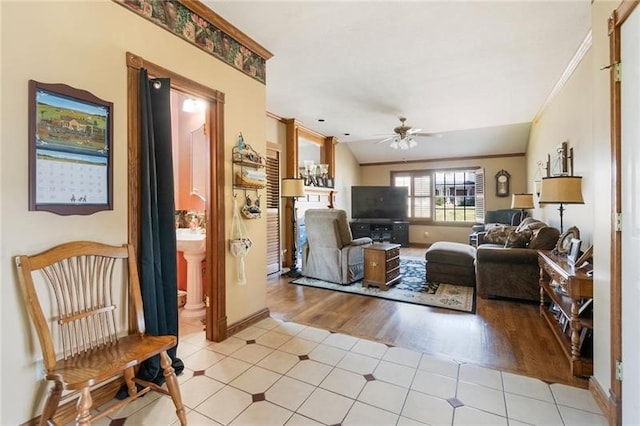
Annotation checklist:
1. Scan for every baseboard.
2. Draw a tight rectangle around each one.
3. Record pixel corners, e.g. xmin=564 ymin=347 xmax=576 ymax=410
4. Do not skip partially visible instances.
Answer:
xmin=226 ymin=307 xmax=271 ymax=337
xmin=589 ymin=377 xmax=614 ymax=424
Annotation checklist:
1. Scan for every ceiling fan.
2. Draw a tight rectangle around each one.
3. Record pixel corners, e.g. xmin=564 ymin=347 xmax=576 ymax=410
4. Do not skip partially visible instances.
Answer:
xmin=376 ymin=117 xmax=437 ymax=150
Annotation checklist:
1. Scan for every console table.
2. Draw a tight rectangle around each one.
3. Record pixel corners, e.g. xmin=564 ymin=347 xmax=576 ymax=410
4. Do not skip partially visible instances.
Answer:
xmin=363 ymin=243 xmax=401 ymax=290
xmin=350 ymin=220 xmax=409 ymax=246
xmin=538 ymin=251 xmax=593 ymax=376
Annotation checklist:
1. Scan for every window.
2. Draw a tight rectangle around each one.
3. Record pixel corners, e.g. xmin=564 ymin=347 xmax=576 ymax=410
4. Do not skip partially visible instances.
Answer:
xmin=392 ymin=168 xmax=484 ymax=224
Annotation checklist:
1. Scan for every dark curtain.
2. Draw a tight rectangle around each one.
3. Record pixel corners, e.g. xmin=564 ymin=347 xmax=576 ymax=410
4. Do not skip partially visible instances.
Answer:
xmin=118 ymin=69 xmax=183 ymax=397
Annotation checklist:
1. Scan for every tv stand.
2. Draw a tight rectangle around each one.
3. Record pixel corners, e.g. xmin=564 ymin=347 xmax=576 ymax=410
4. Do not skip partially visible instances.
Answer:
xmin=350 ymin=220 xmax=409 ymax=247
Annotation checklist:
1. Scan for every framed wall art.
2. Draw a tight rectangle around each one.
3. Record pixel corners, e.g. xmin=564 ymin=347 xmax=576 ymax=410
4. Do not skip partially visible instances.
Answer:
xmin=28 ymin=80 xmax=113 ymax=215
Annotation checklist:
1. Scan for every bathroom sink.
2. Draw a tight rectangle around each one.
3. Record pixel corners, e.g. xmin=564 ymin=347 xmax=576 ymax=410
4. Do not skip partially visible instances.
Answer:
xmin=176 ymin=229 xmax=206 ymax=254
xmin=176 ymin=228 xmax=206 ymax=319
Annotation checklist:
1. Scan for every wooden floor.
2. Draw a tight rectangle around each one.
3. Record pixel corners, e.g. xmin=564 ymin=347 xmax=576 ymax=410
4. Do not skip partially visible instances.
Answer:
xmin=267 ymin=247 xmax=588 ymax=388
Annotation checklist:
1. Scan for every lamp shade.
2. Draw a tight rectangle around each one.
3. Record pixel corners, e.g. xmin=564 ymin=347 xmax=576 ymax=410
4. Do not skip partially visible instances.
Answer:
xmin=281 ymin=178 xmax=305 ymax=198
xmin=511 ymin=193 xmax=535 ymax=210
xmin=538 ymin=176 xmax=584 ymax=204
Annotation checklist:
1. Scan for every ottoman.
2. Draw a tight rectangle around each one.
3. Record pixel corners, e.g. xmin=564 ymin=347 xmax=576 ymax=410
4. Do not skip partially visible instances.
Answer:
xmin=425 ymin=241 xmax=477 ymax=287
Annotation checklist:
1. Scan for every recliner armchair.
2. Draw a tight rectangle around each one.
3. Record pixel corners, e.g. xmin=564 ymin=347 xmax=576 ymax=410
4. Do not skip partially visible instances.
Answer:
xmin=301 ymin=209 xmax=373 ymax=284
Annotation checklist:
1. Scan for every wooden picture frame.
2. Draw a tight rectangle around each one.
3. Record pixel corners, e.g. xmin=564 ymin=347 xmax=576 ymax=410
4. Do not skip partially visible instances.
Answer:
xmin=567 ymin=238 xmax=582 ymax=264
xmin=576 ymin=244 xmax=594 ymax=266
xmin=28 ymin=80 xmax=113 ymax=215
xmin=555 ymin=226 xmax=580 ymax=255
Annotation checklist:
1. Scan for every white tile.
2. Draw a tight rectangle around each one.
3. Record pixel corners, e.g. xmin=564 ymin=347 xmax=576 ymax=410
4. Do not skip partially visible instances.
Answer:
xmin=207 ymin=337 xmax=246 ymax=356
xmin=229 ymin=365 xmax=281 ymax=394
xmin=337 ymin=352 xmax=380 ymax=374
xmin=177 ymin=340 xmax=203 ymax=359
xmin=179 ymin=375 xmax=225 ymax=408
xmin=357 ymin=380 xmax=409 ymax=414
xmin=266 ymin=376 xmax=316 ymax=411
xmin=255 ymin=330 xmax=292 ymax=349
xmin=502 ymin=371 xmax=554 ymax=402
xmin=205 ymin=356 xmax=252 ymax=383
xmin=558 ymin=405 xmax=608 ymax=426
xmin=296 ymin=326 xmax=331 ymax=343
xmin=551 ymin=383 xmax=602 ymax=414
xmin=411 ymin=369 xmax=457 ymax=399
xmin=319 ymin=367 xmax=366 ymax=398
xmin=308 ymin=343 xmax=348 ymax=366
xmin=286 ymin=359 xmax=333 ymax=386
xmin=257 ymin=349 xmax=300 ymax=374
xmin=195 ymin=386 xmax=252 ymax=425
xmin=505 ymin=392 xmax=564 ymax=425
xmin=453 ymin=405 xmax=508 ymax=425
xmin=273 ymin=322 xmax=307 ymax=336
xmin=228 ymin=343 xmax=273 ymax=364
xmin=233 ymin=326 xmax=269 ymax=340
xmin=175 ymin=410 xmax=222 ymax=425
xmin=456 ymin=381 xmax=506 ymax=417
xmin=182 ymin=330 xmax=209 ymax=347
xmin=343 ymin=401 xmax=400 ymax=425
xmin=229 ymin=400 xmax=293 ymax=426
xmin=418 ymin=353 xmax=460 ymax=379
xmin=125 ymin=395 xmax=184 ymax=425
xmin=323 ymin=332 xmax=359 ymax=350
xmin=278 ymin=337 xmax=319 ymax=356
xmin=177 ymin=367 xmax=194 ymax=385
xmin=254 ymin=317 xmax=283 ymax=330
xmin=402 ymin=390 xmax=454 ymax=425
xmin=284 ymin=413 xmax=324 ymax=426
xmin=350 ymin=339 xmax=389 ymax=359
xmin=397 ymin=416 xmax=427 ymax=426
xmin=183 ymin=348 xmax=226 ymax=371
xmin=373 ymin=360 xmax=417 ymax=388
xmin=458 ymin=363 xmax=503 ymax=390
xmin=297 ymin=388 xmax=354 ymax=425
xmin=382 ymin=346 xmax=422 ymax=368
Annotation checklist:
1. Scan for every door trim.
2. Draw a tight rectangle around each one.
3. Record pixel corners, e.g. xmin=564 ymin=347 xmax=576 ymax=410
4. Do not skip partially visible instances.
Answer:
xmin=126 ymin=52 xmax=227 ymax=342
xmin=608 ymin=2 xmax=639 ymax=424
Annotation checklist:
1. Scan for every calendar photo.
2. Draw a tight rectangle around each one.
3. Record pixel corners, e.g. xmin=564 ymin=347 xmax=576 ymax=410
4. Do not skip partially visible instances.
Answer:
xmin=28 ymin=80 xmax=113 ymax=215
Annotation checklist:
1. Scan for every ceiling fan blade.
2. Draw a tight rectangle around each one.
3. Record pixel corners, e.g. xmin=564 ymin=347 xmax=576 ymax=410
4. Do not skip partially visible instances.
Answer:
xmin=374 ymin=136 xmax=395 ymax=144
xmin=407 ymin=128 xmax=423 ymax=134
xmin=413 ymin=132 xmax=441 ymax=138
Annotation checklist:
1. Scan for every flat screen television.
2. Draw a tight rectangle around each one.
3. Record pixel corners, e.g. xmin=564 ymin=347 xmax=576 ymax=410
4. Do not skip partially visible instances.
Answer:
xmin=351 ymin=186 xmax=408 ymax=220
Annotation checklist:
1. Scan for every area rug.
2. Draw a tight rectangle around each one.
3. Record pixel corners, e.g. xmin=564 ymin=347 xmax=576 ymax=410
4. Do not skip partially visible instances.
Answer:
xmin=291 ymin=258 xmax=475 ymax=313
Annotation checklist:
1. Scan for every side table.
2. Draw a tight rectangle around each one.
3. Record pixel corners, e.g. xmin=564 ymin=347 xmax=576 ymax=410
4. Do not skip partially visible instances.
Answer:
xmin=363 ymin=242 xmax=401 ymax=290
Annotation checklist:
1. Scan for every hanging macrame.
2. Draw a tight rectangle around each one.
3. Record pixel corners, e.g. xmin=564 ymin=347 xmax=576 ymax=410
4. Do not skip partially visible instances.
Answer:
xmin=230 ymin=195 xmax=253 ymax=285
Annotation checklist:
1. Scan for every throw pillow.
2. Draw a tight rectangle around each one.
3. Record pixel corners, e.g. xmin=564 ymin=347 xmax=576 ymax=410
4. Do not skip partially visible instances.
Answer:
xmin=528 ymin=227 xmax=561 ymax=250
xmin=483 ymin=225 xmax=517 ymax=245
xmin=504 ymin=229 xmax=533 ymax=248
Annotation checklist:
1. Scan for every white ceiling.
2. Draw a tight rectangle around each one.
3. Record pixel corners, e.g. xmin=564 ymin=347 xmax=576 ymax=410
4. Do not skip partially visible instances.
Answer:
xmin=204 ymin=1 xmax=591 ymax=164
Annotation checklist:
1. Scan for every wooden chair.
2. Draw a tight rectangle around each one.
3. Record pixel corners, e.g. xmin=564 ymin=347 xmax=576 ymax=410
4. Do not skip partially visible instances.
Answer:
xmin=15 ymin=241 xmax=186 ymax=425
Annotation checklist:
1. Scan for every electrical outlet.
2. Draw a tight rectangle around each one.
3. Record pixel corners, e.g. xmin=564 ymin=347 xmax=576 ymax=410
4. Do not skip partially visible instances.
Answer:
xmin=423 ymin=231 xmax=429 ymax=239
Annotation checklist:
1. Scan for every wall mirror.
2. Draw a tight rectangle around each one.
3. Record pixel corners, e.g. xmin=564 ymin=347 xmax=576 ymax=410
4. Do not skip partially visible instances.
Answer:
xmin=190 ymin=123 xmax=207 ymax=201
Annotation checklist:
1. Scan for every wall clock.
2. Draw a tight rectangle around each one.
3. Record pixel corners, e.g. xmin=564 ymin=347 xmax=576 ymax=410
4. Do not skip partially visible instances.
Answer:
xmin=495 ymin=169 xmax=511 ymax=197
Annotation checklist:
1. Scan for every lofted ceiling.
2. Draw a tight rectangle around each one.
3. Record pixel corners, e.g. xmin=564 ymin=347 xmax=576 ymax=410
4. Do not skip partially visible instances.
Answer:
xmin=204 ymin=1 xmax=591 ymax=164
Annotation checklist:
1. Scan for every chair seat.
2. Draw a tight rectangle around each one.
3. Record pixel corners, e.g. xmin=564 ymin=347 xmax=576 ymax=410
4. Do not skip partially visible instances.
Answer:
xmin=50 ymin=334 xmax=177 ymax=390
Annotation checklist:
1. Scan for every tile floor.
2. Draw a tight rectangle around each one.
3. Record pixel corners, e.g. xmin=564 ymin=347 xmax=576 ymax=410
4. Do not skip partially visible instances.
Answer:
xmin=95 ymin=316 xmax=606 ymax=425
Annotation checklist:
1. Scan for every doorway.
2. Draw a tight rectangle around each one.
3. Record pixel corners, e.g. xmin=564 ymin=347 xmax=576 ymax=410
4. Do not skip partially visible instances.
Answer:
xmin=126 ymin=52 xmax=228 ymax=342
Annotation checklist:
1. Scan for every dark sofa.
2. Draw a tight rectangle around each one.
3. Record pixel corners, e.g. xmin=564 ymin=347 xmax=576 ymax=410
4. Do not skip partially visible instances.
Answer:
xmin=475 ymin=217 xmax=560 ymax=301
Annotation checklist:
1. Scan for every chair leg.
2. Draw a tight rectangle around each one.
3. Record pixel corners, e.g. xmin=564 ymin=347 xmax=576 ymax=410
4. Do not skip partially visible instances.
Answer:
xmin=160 ymin=351 xmax=186 ymax=425
xmin=75 ymin=387 xmax=93 ymax=426
xmin=123 ymin=366 xmax=137 ymax=397
xmin=39 ymin=381 xmax=62 ymax=426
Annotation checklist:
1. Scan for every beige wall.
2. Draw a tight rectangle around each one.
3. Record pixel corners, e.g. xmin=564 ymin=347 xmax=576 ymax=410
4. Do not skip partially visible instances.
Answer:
xmin=526 ymin=0 xmax=617 ymax=394
xmin=359 ymin=155 xmax=527 ymax=244
xmin=334 ymin=142 xmax=362 ymax=213
xmin=0 ymin=2 xmax=267 ymax=423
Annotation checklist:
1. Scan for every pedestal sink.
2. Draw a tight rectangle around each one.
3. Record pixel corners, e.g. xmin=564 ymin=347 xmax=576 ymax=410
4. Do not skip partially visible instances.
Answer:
xmin=176 ymin=228 xmax=206 ymax=319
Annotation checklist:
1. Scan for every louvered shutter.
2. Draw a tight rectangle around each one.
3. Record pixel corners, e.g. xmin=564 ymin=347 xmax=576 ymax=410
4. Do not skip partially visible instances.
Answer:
xmin=413 ymin=173 xmax=432 ymax=219
xmin=474 ymin=168 xmax=485 ymax=223
xmin=265 ymin=152 xmax=280 ymax=275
